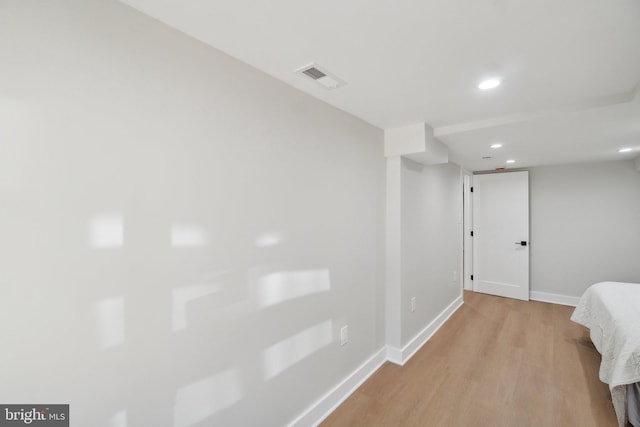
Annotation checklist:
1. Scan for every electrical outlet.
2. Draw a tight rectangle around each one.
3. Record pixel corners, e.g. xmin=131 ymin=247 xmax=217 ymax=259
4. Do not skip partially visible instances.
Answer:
xmin=411 ymin=297 xmax=416 ymax=312
xmin=340 ymin=325 xmax=349 ymax=346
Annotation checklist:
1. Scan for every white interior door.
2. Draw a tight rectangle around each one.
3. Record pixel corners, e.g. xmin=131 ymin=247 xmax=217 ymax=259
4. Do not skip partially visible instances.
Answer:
xmin=473 ymin=171 xmax=529 ymax=300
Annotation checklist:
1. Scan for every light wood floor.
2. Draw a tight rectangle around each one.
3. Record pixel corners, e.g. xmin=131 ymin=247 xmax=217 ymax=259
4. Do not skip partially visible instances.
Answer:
xmin=321 ymin=291 xmax=618 ymax=427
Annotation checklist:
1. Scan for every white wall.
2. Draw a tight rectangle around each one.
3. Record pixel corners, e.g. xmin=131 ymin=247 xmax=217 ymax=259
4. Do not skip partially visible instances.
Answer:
xmin=385 ymin=157 xmax=403 ymax=350
xmin=0 ymin=1 xmax=385 ymax=426
xmin=529 ymin=160 xmax=640 ymax=297
xmin=400 ymin=160 xmax=462 ymax=345
xmin=462 ymin=169 xmax=473 ymax=291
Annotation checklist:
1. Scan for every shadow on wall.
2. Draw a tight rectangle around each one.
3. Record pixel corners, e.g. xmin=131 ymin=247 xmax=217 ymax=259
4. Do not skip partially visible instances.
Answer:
xmin=88 ymin=216 xmax=333 ymax=426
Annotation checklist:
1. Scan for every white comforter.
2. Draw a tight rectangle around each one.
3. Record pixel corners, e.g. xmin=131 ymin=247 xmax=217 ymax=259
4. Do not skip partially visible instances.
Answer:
xmin=571 ymin=281 xmax=640 ymax=427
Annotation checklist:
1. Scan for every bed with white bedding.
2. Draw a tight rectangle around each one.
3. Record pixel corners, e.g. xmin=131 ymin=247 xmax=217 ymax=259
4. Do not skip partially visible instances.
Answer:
xmin=571 ymin=281 xmax=640 ymax=427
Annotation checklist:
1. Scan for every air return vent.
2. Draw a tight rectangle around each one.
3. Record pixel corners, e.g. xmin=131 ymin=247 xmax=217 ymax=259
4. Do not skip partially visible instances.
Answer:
xmin=295 ymin=63 xmax=346 ymax=90
xmin=302 ymin=67 xmax=326 ymax=80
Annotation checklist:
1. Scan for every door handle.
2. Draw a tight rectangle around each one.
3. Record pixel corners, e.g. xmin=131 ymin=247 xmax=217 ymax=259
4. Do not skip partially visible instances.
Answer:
xmin=514 ymin=241 xmax=527 ymax=246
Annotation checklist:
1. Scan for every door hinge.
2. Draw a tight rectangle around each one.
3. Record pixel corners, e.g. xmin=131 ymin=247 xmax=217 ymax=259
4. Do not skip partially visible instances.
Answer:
xmin=470 ymin=231 xmax=474 ymax=237
xmin=470 ymin=186 xmax=474 ymax=193
xmin=471 ymin=275 xmax=474 ymax=280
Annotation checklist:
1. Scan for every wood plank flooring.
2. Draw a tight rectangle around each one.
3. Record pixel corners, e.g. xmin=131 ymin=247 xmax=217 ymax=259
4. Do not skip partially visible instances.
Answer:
xmin=321 ymin=291 xmax=618 ymax=427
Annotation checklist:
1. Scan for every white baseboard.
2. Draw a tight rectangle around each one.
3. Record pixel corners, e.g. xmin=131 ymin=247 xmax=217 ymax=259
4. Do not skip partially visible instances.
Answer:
xmin=289 ymin=294 xmax=464 ymax=426
xmin=387 ymin=294 xmax=464 ymax=366
xmin=287 ymin=347 xmax=387 ymax=427
xmin=385 ymin=345 xmax=403 ymax=365
xmin=530 ymin=290 xmax=580 ymax=307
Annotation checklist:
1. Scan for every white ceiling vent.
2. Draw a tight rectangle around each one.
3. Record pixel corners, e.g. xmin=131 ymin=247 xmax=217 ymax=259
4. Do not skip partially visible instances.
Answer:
xmin=295 ymin=63 xmax=346 ymax=90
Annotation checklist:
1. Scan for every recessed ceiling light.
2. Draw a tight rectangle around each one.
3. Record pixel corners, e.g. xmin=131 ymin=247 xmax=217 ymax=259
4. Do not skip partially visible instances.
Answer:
xmin=618 ymin=148 xmax=633 ymax=153
xmin=478 ymin=78 xmax=501 ymax=90
xmin=506 ymin=159 xmax=516 ymax=164
xmin=490 ymin=143 xmax=503 ymax=149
